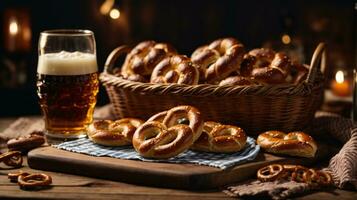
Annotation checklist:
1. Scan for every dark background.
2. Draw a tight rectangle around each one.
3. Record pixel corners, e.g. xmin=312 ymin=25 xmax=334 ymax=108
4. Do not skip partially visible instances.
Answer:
xmin=0 ymin=0 xmax=355 ymax=117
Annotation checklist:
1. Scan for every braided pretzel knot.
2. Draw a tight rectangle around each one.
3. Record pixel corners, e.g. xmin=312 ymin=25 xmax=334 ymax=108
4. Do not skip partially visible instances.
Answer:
xmin=240 ymin=48 xmax=291 ymax=84
xmin=88 ymin=118 xmax=144 ymax=146
xmin=191 ymin=38 xmax=245 ymax=83
xmin=257 ymin=164 xmax=284 ymax=182
xmin=151 ymin=55 xmax=200 ymax=85
xmin=121 ymin=41 xmax=176 ymax=80
xmin=191 ymin=121 xmax=247 ymax=153
xmin=133 ymin=122 xmax=194 ymax=158
xmin=18 ymin=173 xmax=52 ymax=189
xmin=133 ymin=105 xmax=204 ymax=158
xmin=0 ymin=151 xmax=23 ymax=168
xmin=257 ymin=131 xmax=317 ymax=158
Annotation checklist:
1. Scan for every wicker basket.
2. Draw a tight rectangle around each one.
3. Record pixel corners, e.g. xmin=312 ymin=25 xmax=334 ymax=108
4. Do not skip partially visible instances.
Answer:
xmin=100 ymin=43 xmax=326 ymax=135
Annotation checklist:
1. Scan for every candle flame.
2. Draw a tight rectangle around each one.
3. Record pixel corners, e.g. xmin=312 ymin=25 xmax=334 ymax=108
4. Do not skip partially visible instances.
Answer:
xmin=336 ymin=70 xmax=345 ymax=83
xmin=281 ymin=34 xmax=291 ymax=45
xmin=9 ymin=19 xmax=18 ymax=35
xmin=109 ymin=8 xmax=120 ymax=19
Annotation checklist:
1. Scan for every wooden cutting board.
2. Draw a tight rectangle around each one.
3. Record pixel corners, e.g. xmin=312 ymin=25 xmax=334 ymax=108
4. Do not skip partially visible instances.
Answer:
xmin=27 ymin=143 xmax=332 ymax=190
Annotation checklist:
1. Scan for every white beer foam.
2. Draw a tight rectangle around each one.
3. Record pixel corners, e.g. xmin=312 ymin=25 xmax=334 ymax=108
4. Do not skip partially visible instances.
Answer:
xmin=37 ymin=51 xmax=98 ymax=75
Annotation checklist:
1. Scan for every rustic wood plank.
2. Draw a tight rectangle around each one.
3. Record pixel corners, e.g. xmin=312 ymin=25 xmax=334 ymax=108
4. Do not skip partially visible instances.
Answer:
xmin=27 ymin=144 xmax=331 ymax=190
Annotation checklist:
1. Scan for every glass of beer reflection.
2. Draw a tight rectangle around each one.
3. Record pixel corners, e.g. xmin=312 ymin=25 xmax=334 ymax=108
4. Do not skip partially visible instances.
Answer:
xmin=37 ymin=30 xmax=99 ymax=138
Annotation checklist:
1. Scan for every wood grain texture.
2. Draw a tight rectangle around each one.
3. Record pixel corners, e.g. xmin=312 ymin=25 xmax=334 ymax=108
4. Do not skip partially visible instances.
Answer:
xmin=27 ymin=144 xmax=331 ymax=190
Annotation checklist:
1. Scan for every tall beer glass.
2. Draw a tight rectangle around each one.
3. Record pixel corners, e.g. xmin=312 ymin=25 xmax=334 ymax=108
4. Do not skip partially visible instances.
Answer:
xmin=37 ymin=30 xmax=99 ymax=138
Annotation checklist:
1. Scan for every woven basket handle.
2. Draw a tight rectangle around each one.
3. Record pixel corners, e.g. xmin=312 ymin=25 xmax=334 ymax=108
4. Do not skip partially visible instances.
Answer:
xmin=306 ymin=42 xmax=326 ymax=84
xmin=104 ymin=45 xmax=132 ymax=74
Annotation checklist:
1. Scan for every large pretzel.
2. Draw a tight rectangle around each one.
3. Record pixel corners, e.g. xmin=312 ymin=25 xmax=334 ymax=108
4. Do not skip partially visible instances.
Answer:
xmin=133 ymin=105 xmax=204 ymax=158
xmin=133 ymin=122 xmax=194 ymax=158
xmin=150 ymin=55 xmax=200 ymax=85
xmin=240 ymin=48 xmax=291 ymax=84
xmin=161 ymin=106 xmax=203 ymax=141
xmin=191 ymin=121 xmax=247 ymax=153
xmin=121 ymin=41 xmax=176 ymax=79
xmin=257 ymin=131 xmax=317 ymax=158
xmin=87 ymin=118 xmax=144 ymax=146
xmin=191 ymin=38 xmax=245 ymax=83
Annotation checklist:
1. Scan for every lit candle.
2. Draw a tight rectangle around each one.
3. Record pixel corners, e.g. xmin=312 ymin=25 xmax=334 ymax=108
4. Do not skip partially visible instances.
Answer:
xmin=3 ymin=8 xmax=31 ymax=52
xmin=331 ymin=70 xmax=351 ymax=97
xmin=8 ymin=18 xmax=18 ymax=50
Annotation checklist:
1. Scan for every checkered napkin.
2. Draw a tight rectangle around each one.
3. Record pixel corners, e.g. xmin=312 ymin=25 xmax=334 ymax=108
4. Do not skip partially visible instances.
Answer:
xmin=54 ymin=137 xmax=260 ymax=169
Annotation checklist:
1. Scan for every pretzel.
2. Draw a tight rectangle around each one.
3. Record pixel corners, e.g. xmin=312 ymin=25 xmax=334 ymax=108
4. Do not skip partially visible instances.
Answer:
xmin=303 ymin=169 xmax=332 ymax=187
xmin=257 ymin=131 xmax=317 ymax=158
xmin=280 ymin=164 xmax=301 ymax=180
xmin=150 ymin=55 xmax=200 ymax=85
xmin=191 ymin=38 xmax=245 ymax=83
xmin=133 ymin=122 xmax=194 ymax=158
xmin=87 ymin=118 xmax=144 ymax=146
xmin=147 ymin=111 xmax=168 ymax=123
xmin=18 ymin=173 xmax=52 ymax=189
xmin=161 ymin=105 xmax=204 ymax=141
xmin=191 ymin=121 xmax=247 ymax=153
xmin=240 ymin=48 xmax=291 ymax=84
xmin=8 ymin=171 xmax=30 ymax=182
xmin=219 ymin=76 xmax=257 ymax=86
xmin=133 ymin=105 xmax=203 ymax=158
xmin=0 ymin=151 xmax=22 ymax=168
xmin=257 ymin=164 xmax=333 ymax=188
xmin=121 ymin=74 xmax=149 ymax=83
xmin=257 ymin=164 xmax=284 ymax=182
xmin=147 ymin=106 xmax=204 ymax=139
xmin=121 ymin=41 xmax=176 ymax=78
xmin=7 ymin=132 xmax=45 ymax=152
xmin=290 ymin=165 xmax=310 ymax=182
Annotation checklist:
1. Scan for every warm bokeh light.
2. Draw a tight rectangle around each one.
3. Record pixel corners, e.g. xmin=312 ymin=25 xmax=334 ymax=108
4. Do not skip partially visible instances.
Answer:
xmin=9 ymin=19 xmax=18 ymax=35
xmin=336 ymin=70 xmax=345 ymax=83
xmin=281 ymin=34 xmax=291 ymax=44
xmin=100 ymin=0 xmax=114 ymax=15
xmin=109 ymin=8 xmax=120 ymax=19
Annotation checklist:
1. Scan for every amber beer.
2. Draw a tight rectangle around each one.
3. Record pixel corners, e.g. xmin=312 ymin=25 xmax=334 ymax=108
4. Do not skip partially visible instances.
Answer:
xmin=37 ymin=51 xmax=99 ymax=138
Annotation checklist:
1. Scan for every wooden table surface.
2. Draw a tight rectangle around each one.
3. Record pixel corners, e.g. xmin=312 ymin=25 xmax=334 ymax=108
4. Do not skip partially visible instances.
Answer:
xmin=1 ymin=117 xmax=357 ymax=200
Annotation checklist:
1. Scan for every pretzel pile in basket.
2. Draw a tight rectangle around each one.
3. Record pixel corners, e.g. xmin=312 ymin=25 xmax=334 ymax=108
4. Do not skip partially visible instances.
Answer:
xmin=87 ymin=105 xmax=248 ymax=159
xmin=116 ymin=38 xmax=309 ymax=85
xmin=257 ymin=164 xmax=332 ymax=188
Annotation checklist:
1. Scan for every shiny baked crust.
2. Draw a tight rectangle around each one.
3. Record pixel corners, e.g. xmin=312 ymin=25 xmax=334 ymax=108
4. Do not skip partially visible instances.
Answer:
xmin=257 ymin=131 xmax=317 ymax=158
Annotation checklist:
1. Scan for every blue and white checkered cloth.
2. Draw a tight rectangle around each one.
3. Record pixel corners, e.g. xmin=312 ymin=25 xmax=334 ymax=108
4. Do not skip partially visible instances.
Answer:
xmin=54 ymin=137 xmax=260 ymax=169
